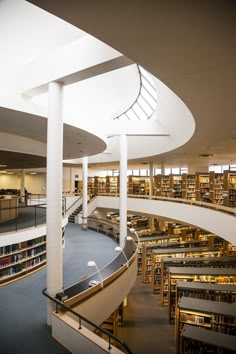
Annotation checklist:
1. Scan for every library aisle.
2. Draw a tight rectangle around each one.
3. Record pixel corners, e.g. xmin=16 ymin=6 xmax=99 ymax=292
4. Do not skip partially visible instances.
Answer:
xmin=118 ymin=276 xmax=176 ymax=354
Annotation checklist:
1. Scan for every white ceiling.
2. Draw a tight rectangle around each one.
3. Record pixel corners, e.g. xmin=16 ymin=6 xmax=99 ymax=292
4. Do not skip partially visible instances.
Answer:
xmin=0 ymin=0 xmax=235 ymax=172
xmin=26 ymin=0 xmax=235 ymax=171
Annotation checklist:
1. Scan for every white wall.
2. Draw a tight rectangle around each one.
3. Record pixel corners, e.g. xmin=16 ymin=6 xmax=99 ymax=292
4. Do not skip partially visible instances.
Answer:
xmin=25 ymin=174 xmax=46 ymax=194
xmin=0 ymin=173 xmax=46 ymax=194
xmin=0 ymin=174 xmax=20 ymax=189
xmin=94 ymin=196 xmax=236 ymax=245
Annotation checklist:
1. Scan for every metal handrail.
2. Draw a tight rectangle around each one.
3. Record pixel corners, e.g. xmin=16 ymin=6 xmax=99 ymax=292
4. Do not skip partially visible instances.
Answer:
xmin=65 ymin=196 xmax=82 ymax=213
xmin=0 ymin=203 xmax=47 ymax=233
xmin=42 ymin=288 xmax=133 ymax=354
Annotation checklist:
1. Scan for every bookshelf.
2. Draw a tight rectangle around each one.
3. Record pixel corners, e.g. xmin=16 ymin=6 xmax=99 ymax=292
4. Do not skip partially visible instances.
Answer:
xmin=88 ymin=177 xmax=95 ymax=197
xmin=136 ymin=235 xmax=163 ymax=275
xmin=228 ymin=172 xmax=236 ymax=207
xmin=180 ymin=324 xmax=236 ymax=354
xmin=151 ymin=246 xmax=222 ymax=293
xmin=142 ymin=235 xmax=192 ymax=283
xmin=161 ymin=175 xmax=170 ymax=197
xmin=168 ymin=267 xmax=236 ymax=324
xmin=0 ymin=236 xmax=46 ymax=286
xmin=105 ymin=176 xmax=119 ymax=194
xmin=153 ymin=175 xmax=162 ymax=196
xmin=0 ymin=228 xmax=65 ymax=286
xmin=160 ymin=255 xmax=236 ymax=306
xmin=176 ymin=297 xmax=236 ymax=353
xmin=90 ymin=170 xmax=236 ymax=207
xmin=210 ymin=171 xmax=224 ymax=205
xmin=195 ymin=173 xmax=210 ymax=201
xmin=128 ymin=176 xmax=149 ymax=195
xmin=176 ymin=281 xmax=236 ymax=305
xmin=182 ymin=174 xmax=196 ymax=201
xmin=171 ymin=175 xmax=183 ymax=198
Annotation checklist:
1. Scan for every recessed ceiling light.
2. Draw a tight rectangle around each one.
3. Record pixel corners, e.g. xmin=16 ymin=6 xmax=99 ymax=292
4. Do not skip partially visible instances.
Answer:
xmin=7 ymin=172 xmax=14 ymax=175
xmin=198 ymin=154 xmax=214 ymax=157
xmin=30 ymin=172 xmax=37 ymax=175
xmin=0 ymin=164 xmax=7 ymax=167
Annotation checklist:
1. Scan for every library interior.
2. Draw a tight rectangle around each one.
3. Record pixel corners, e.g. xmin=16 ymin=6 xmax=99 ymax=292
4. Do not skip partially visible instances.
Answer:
xmin=0 ymin=1 xmax=235 ymax=354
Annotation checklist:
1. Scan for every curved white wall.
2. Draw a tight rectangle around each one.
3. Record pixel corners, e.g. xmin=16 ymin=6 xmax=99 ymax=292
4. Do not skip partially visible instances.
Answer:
xmin=94 ymin=196 xmax=236 ymax=245
xmin=0 ymin=216 xmax=68 ymax=247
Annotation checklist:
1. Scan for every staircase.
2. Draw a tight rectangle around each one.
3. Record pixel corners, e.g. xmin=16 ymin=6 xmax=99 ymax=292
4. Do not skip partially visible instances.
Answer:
xmin=68 ymin=205 xmax=82 ymax=223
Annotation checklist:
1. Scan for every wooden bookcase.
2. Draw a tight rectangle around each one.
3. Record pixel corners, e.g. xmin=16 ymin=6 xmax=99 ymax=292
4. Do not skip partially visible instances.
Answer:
xmin=180 ymin=323 xmax=236 ymax=354
xmin=0 ymin=236 xmax=46 ymax=286
xmin=88 ymin=177 xmax=95 ymax=197
xmin=153 ymin=175 xmax=162 ymax=196
xmin=223 ymin=171 xmax=236 ymax=207
xmin=182 ymin=174 xmax=196 ymax=201
xmin=168 ymin=267 xmax=236 ymax=324
xmin=171 ymin=175 xmax=183 ymax=198
xmin=209 ymin=171 xmax=224 ymax=205
xmin=176 ymin=281 xmax=236 ymax=305
xmin=160 ymin=255 xmax=236 ymax=306
xmin=90 ymin=170 xmax=236 ymax=207
xmin=137 ymin=235 xmax=164 ymax=275
xmin=151 ymin=247 xmax=222 ymax=294
xmin=176 ymin=297 xmax=236 ymax=353
xmin=161 ymin=175 xmax=170 ymax=197
xmin=0 ymin=229 xmax=65 ymax=286
xmin=141 ymin=234 xmax=195 ymax=284
xmin=106 ymin=176 xmax=119 ymax=194
xmin=128 ymin=176 xmax=149 ymax=195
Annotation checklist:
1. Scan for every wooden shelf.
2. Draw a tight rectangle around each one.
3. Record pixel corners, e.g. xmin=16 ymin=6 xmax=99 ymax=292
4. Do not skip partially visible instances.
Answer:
xmin=176 ymin=297 xmax=236 ymax=353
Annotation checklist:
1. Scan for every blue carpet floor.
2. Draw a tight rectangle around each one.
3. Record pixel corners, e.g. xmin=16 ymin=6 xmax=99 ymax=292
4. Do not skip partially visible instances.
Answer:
xmin=0 ymin=223 xmax=118 ymax=354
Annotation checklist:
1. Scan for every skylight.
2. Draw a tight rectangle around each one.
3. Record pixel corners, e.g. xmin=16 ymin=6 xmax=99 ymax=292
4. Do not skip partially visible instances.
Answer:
xmin=114 ymin=65 xmax=157 ymax=121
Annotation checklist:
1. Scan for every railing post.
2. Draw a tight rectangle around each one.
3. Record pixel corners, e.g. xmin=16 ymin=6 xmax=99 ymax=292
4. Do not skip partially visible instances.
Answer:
xmin=108 ymin=336 xmax=112 ymax=350
xmin=78 ymin=318 xmax=82 ymax=330
xmin=35 ymin=206 xmax=37 ymax=227
xmin=15 ymin=208 xmax=18 ymax=232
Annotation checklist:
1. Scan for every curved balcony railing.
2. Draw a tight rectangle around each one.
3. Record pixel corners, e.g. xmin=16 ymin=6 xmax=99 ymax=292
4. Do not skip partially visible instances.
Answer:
xmin=94 ymin=192 xmax=236 ymax=217
xmin=43 ymin=288 xmax=133 ymax=354
xmin=62 ymin=223 xmax=139 ymax=303
xmin=42 ymin=227 xmax=139 ymax=354
xmin=114 ymin=65 xmax=157 ymax=121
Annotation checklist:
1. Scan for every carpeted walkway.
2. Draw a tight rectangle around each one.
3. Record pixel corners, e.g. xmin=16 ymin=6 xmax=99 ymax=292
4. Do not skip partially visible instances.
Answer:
xmin=0 ymin=221 xmax=176 ymax=354
xmin=0 ymin=223 xmax=118 ymax=354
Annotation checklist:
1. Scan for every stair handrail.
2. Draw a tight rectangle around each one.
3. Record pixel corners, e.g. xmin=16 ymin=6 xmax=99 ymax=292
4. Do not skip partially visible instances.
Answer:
xmin=65 ymin=196 xmax=82 ymax=213
xmin=42 ymin=288 xmax=133 ymax=354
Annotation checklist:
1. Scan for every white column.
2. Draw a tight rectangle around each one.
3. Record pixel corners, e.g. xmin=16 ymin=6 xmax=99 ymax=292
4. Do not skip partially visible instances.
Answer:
xmin=20 ymin=169 xmax=25 ymax=203
xmin=149 ymin=161 xmax=153 ymax=198
xmin=161 ymin=162 xmax=165 ymax=175
xmin=46 ymin=81 xmax=63 ymax=325
xmin=82 ymin=157 xmax=88 ymax=230
xmin=119 ymin=134 xmax=127 ymax=248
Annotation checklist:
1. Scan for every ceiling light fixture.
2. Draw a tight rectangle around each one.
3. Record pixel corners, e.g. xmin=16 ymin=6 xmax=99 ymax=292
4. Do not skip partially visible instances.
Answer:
xmin=198 ymin=154 xmax=214 ymax=157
